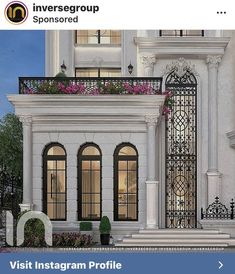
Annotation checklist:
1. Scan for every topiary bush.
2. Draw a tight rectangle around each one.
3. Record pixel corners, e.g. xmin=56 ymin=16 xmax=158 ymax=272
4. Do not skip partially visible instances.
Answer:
xmin=99 ymin=216 xmax=111 ymax=234
xmin=79 ymin=222 xmax=92 ymax=231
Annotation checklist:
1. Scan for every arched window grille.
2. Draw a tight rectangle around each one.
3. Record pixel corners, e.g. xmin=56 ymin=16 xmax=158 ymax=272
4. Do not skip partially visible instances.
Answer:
xmin=43 ymin=143 xmax=67 ymax=220
xmin=114 ymin=143 xmax=138 ymax=221
xmin=78 ymin=143 xmax=102 ymax=221
xmin=165 ymin=68 xmax=197 ymax=228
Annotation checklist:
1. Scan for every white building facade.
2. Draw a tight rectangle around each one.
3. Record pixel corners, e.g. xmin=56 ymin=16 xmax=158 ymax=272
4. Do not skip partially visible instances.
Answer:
xmin=8 ymin=30 xmax=235 ymax=245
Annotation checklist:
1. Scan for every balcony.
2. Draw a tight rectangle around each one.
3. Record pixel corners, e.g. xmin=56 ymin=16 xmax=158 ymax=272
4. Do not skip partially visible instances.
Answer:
xmin=19 ymin=77 xmax=162 ymax=95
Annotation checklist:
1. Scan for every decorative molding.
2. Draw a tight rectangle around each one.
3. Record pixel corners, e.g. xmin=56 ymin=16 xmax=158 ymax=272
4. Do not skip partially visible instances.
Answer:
xmin=145 ymin=115 xmax=159 ymax=126
xmin=206 ymin=55 xmax=222 ymax=69
xmin=140 ymin=55 xmax=156 ymax=69
xmin=19 ymin=116 xmax=32 ymax=126
xmin=134 ymin=37 xmax=230 ymax=58
xmin=162 ymin=57 xmax=199 ymax=77
xmin=8 ymin=95 xmax=165 ymax=128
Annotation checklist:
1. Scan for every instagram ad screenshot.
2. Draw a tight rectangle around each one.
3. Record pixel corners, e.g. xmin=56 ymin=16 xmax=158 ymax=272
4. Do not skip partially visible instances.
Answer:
xmin=0 ymin=0 xmax=235 ymax=273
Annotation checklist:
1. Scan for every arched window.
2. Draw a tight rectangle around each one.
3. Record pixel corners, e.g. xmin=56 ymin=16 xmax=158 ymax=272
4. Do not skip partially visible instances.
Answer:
xmin=43 ymin=143 xmax=66 ymax=220
xmin=78 ymin=143 xmax=102 ymax=220
xmin=114 ymin=143 xmax=138 ymax=221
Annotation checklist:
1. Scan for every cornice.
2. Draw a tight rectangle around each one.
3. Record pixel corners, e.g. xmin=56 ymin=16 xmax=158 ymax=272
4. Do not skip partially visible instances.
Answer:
xmin=8 ymin=94 xmax=165 ymax=105
xmin=134 ymin=37 xmax=230 ymax=58
xmin=7 ymin=95 xmax=165 ymax=119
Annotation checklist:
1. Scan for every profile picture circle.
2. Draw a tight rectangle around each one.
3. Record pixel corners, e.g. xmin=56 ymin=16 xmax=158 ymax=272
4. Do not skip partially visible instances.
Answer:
xmin=5 ymin=1 xmax=28 ymax=24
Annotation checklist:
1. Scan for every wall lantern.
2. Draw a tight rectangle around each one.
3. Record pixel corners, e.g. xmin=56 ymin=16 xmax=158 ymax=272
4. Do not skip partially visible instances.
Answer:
xmin=61 ymin=61 xmax=67 ymax=73
xmin=128 ymin=62 xmax=134 ymax=74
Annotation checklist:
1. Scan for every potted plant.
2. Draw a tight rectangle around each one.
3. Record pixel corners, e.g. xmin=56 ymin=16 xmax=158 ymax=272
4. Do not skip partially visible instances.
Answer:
xmin=99 ymin=216 xmax=111 ymax=245
xmin=79 ymin=222 xmax=93 ymax=237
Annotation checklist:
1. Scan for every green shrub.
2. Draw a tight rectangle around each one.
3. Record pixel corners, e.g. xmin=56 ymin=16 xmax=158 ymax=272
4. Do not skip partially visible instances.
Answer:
xmin=80 ymin=222 xmax=92 ymax=231
xmin=99 ymin=216 xmax=111 ymax=234
xmin=21 ymin=217 xmax=47 ymax=247
xmin=53 ymin=233 xmax=93 ymax=247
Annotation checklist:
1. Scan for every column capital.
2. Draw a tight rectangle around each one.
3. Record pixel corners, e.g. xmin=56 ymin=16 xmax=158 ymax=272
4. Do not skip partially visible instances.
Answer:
xmin=145 ymin=115 xmax=159 ymax=126
xmin=141 ymin=54 xmax=157 ymax=69
xmin=206 ymin=55 xmax=222 ymax=69
xmin=19 ymin=116 xmax=32 ymax=126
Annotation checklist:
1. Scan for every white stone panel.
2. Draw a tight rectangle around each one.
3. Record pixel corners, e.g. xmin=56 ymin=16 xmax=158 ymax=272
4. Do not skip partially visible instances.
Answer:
xmin=49 ymin=132 xmax=60 ymax=142
xmin=33 ymin=144 xmax=44 ymax=156
xmin=33 ymin=133 xmax=50 ymax=144
xmin=58 ymin=133 xmax=86 ymax=144
xmin=102 ymin=188 xmax=113 ymax=199
xmin=94 ymin=133 xmax=122 ymax=144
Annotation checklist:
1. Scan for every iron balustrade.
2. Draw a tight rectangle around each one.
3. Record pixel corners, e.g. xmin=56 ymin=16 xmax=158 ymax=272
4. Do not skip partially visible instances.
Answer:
xmin=201 ymin=197 xmax=235 ymax=220
xmin=19 ymin=77 xmax=162 ymax=95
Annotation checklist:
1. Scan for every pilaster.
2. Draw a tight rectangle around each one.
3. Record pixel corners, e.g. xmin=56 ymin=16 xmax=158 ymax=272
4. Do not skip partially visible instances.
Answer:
xmin=206 ymin=55 xmax=222 ymax=205
xmin=19 ymin=115 xmax=33 ymax=211
xmin=145 ymin=115 xmax=159 ymax=228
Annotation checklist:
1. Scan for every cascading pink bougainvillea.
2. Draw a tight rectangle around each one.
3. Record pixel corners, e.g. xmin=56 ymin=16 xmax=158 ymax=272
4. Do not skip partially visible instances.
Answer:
xmin=24 ymin=81 xmax=173 ymax=115
xmin=162 ymin=90 xmax=174 ymax=116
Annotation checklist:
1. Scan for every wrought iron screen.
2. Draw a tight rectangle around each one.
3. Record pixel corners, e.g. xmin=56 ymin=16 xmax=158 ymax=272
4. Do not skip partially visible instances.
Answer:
xmin=165 ymin=69 xmax=197 ymax=228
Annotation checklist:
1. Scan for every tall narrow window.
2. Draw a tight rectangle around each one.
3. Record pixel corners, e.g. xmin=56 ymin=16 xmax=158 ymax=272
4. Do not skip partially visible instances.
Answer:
xmin=114 ymin=144 xmax=138 ymax=221
xmin=78 ymin=143 xmax=101 ymax=220
xmin=43 ymin=144 xmax=66 ymax=220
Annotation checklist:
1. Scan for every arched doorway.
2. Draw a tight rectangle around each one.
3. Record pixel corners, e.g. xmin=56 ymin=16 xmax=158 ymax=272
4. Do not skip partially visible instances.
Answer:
xmin=165 ymin=66 xmax=197 ymax=228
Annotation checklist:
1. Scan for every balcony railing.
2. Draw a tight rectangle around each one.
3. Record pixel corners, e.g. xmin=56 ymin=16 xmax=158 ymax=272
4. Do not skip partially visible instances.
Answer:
xmin=19 ymin=77 xmax=162 ymax=95
xmin=201 ymin=197 xmax=235 ymax=220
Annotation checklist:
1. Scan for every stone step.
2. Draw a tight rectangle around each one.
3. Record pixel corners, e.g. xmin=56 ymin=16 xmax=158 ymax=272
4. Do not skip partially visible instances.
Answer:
xmin=115 ymin=242 xmax=229 ymax=247
xmin=138 ymin=229 xmax=220 ymax=234
xmin=122 ymin=238 xmax=234 ymax=244
xmin=132 ymin=233 xmax=230 ymax=239
xmin=115 ymin=229 xmax=235 ymax=247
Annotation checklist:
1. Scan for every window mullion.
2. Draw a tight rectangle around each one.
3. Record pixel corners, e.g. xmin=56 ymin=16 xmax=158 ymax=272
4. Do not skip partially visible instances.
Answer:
xmin=98 ymin=30 xmax=101 ymax=44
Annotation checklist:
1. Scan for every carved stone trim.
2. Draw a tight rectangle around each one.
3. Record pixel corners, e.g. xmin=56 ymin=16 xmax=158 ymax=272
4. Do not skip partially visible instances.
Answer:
xmin=162 ymin=57 xmax=199 ymax=77
xmin=145 ymin=115 xmax=159 ymax=126
xmin=141 ymin=55 xmax=157 ymax=69
xmin=19 ymin=116 xmax=32 ymax=126
xmin=206 ymin=55 xmax=222 ymax=69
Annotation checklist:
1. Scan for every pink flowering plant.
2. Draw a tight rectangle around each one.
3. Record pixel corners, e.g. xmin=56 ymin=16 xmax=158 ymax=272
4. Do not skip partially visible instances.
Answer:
xmin=24 ymin=80 xmax=158 ymax=95
xmin=162 ymin=90 xmax=174 ymax=116
xmin=23 ymin=80 xmax=173 ymax=115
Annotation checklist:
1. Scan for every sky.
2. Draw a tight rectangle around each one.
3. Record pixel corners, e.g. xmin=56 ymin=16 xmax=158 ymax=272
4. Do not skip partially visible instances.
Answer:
xmin=0 ymin=30 xmax=45 ymax=117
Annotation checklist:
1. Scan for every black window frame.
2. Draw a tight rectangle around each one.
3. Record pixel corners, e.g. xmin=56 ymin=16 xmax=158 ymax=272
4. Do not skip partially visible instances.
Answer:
xmin=43 ymin=143 xmax=67 ymax=221
xmin=113 ymin=143 xmax=138 ymax=221
xmin=159 ymin=30 xmax=204 ymax=37
xmin=75 ymin=30 xmax=121 ymax=45
xmin=77 ymin=143 xmax=102 ymax=221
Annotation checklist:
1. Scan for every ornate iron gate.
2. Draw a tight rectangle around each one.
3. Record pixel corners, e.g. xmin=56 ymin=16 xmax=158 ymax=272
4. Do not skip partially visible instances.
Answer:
xmin=0 ymin=169 xmax=22 ymax=246
xmin=165 ymin=67 xmax=197 ymax=228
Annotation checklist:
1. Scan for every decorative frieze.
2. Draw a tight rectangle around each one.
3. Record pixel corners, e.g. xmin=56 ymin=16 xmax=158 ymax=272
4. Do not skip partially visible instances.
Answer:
xmin=162 ymin=57 xmax=199 ymax=77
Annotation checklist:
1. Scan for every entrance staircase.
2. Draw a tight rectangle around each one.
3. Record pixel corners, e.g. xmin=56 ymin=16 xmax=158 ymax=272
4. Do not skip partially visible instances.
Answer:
xmin=115 ymin=229 xmax=235 ymax=247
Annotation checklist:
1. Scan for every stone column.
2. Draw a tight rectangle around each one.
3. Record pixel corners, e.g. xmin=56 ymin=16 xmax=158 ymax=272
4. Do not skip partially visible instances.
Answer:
xmin=206 ymin=55 xmax=222 ymax=205
xmin=45 ymin=30 xmax=60 ymax=77
xmin=145 ymin=115 xmax=159 ymax=229
xmin=141 ymin=55 xmax=156 ymax=76
xmin=19 ymin=116 xmax=33 ymax=211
